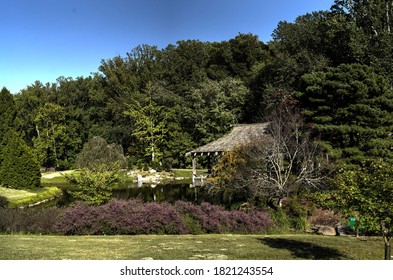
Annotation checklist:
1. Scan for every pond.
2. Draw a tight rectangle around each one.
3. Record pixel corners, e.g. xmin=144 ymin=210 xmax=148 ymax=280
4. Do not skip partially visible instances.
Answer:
xmin=43 ymin=180 xmax=218 ymax=207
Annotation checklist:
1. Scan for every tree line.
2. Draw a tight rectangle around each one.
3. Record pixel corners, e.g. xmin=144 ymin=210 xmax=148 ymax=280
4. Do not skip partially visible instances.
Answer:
xmin=0 ymin=0 xmax=392 ymax=178
xmin=1 ymin=0 xmax=393 ymax=258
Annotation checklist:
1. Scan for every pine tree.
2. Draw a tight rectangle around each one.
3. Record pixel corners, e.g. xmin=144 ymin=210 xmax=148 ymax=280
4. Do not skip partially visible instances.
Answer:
xmin=0 ymin=130 xmax=41 ymax=189
xmin=299 ymin=64 xmax=393 ymax=168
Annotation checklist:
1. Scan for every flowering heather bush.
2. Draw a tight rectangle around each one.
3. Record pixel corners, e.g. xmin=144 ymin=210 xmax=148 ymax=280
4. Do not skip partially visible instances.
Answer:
xmin=175 ymin=201 xmax=273 ymax=234
xmin=55 ymin=199 xmax=188 ymax=235
xmin=1 ymin=199 xmax=273 ymax=235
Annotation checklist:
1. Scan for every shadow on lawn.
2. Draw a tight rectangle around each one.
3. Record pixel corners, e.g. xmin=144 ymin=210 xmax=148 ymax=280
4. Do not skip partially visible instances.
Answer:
xmin=258 ymin=237 xmax=350 ymax=260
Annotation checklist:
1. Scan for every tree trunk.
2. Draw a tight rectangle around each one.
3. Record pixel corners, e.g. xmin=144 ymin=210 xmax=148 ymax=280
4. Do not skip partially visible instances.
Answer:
xmin=383 ymin=235 xmax=391 ymax=260
xmin=384 ymin=243 xmax=391 ymax=260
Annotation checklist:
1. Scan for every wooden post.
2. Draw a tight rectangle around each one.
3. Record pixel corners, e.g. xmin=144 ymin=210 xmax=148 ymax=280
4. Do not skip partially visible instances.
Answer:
xmin=192 ymin=155 xmax=197 ymax=184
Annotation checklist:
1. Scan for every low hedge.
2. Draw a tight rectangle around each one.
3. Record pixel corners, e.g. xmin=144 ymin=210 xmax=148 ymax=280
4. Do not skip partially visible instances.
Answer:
xmin=0 ymin=199 xmax=273 ymax=235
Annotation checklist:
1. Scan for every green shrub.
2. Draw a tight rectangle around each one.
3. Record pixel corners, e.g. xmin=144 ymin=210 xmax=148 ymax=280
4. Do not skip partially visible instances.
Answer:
xmin=182 ymin=213 xmax=204 ymax=234
xmin=284 ymin=196 xmax=311 ymax=231
xmin=269 ymin=208 xmax=291 ymax=231
xmin=0 ymin=195 xmax=8 ymax=208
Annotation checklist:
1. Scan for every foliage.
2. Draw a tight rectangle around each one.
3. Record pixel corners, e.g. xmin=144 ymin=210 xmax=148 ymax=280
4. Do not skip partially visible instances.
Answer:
xmin=55 ymin=199 xmax=187 ymax=235
xmin=308 ymin=208 xmax=342 ymax=228
xmin=53 ymin=199 xmax=272 ymax=235
xmin=190 ymin=78 xmax=249 ymax=144
xmin=299 ymin=64 xmax=393 ymax=168
xmin=74 ymin=136 xmax=127 ymax=171
xmin=0 ymin=87 xmax=18 ymax=167
xmin=65 ymin=168 xmax=122 ymax=206
xmin=0 ymin=195 xmax=8 ymax=208
xmin=33 ymin=102 xmax=82 ymax=169
xmin=316 ymin=159 xmax=393 ymax=258
xmin=124 ymin=82 xmax=169 ymax=164
xmin=0 ymin=87 xmax=18 ymax=141
xmin=0 ymin=199 xmax=276 ymax=235
xmin=0 ymin=130 xmax=41 ymax=190
xmin=212 ymin=109 xmax=331 ymax=209
xmin=174 ymin=200 xmax=273 ymax=234
xmin=0 ymin=208 xmax=62 ymax=234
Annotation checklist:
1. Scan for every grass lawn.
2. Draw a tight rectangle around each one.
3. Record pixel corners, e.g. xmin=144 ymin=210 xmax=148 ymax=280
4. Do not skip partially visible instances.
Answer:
xmin=0 ymin=186 xmax=62 ymax=208
xmin=0 ymin=234 xmax=385 ymax=260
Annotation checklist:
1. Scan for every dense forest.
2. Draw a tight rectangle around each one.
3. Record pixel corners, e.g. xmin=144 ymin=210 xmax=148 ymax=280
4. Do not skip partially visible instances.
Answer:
xmin=2 ymin=0 xmax=393 ymax=172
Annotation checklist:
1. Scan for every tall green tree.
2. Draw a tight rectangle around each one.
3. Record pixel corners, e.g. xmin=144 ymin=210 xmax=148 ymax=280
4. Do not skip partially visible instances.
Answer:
xmin=33 ymin=103 xmax=81 ymax=169
xmin=332 ymin=0 xmax=393 ymax=84
xmin=190 ymin=78 xmax=249 ymax=144
xmin=299 ymin=63 xmax=393 ymax=168
xmin=125 ymin=82 xmax=169 ymax=164
xmin=0 ymin=130 xmax=41 ymax=189
xmin=0 ymin=87 xmax=18 ymax=166
xmin=14 ymin=82 xmax=53 ymax=146
xmin=0 ymin=87 xmax=17 ymax=140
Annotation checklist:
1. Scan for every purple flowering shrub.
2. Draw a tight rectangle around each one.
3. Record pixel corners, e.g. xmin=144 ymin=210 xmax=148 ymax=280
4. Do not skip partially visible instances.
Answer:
xmin=0 ymin=199 xmax=273 ymax=235
xmin=175 ymin=201 xmax=273 ymax=234
xmin=55 ymin=199 xmax=188 ymax=235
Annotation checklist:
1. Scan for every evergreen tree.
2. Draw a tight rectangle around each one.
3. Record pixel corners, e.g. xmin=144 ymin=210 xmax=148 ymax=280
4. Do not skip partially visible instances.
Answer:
xmin=0 ymin=130 xmax=41 ymax=189
xmin=299 ymin=64 xmax=393 ymax=168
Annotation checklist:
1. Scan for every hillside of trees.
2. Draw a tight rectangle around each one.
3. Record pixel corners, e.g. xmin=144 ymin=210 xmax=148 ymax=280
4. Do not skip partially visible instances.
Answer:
xmin=2 ymin=0 xmax=393 ymax=172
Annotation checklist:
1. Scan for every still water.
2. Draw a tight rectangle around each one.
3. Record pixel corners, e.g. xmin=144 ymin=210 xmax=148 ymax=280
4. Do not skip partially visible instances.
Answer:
xmin=44 ymin=181 xmax=216 ymax=207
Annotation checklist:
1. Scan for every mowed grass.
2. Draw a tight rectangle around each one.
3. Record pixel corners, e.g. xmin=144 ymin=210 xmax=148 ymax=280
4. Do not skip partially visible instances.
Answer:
xmin=0 ymin=234 xmax=385 ymax=260
xmin=0 ymin=186 xmax=62 ymax=208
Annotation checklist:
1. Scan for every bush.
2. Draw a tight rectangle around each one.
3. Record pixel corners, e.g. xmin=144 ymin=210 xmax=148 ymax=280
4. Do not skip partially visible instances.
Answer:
xmin=268 ymin=208 xmax=291 ymax=232
xmin=55 ymin=199 xmax=188 ymax=235
xmin=308 ymin=208 xmax=342 ymax=227
xmin=0 ymin=199 xmax=274 ymax=235
xmin=66 ymin=168 xmax=121 ymax=206
xmin=55 ymin=199 xmax=273 ymax=235
xmin=74 ymin=136 xmax=128 ymax=170
xmin=0 ymin=208 xmax=62 ymax=234
xmin=0 ymin=195 xmax=8 ymax=208
xmin=174 ymin=201 xmax=273 ymax=234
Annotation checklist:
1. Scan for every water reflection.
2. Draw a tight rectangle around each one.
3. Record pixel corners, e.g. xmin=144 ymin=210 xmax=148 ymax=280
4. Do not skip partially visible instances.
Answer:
xmin=47 ymin=181 xmax=215 ymax=207
xmin=112 ymin=183 xmax=204 ymax=203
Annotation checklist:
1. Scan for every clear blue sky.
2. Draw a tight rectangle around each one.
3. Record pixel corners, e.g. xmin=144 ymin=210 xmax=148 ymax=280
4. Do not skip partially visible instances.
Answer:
xmin=1 ymin=0 xmax=334 ymax=94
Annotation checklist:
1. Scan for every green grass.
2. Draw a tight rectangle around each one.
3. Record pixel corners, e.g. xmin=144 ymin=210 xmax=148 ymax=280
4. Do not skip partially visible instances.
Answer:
xmin=0 ymin=186 xmax=62 ymax=208
xmin=171 ymin=169 xmax=208 ymax=178
xmin=0 ymin=234 xmax=385 ymax=260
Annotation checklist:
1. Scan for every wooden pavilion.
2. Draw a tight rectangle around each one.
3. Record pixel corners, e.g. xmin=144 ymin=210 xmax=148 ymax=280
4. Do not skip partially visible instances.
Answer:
xmin=186 ymin=122 xmax=270 ymax=183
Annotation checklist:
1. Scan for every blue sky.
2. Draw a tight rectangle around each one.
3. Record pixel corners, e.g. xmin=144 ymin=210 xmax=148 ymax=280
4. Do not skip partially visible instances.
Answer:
xmin=1 ymin=0 xmax=334 ymax=93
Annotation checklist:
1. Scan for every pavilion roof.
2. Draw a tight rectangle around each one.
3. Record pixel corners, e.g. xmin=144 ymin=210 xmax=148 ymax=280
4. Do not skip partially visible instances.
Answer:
xmin=186 ymin=122 xmax=270 ymax=157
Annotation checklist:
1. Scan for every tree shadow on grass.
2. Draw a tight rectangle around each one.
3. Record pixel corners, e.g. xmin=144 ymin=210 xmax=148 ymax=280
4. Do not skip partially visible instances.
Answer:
xmin=258 ymin=237 xmax=351 ymax=260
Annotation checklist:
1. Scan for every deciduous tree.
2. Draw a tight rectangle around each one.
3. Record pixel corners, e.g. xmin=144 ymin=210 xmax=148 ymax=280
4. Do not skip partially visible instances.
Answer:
xmin=316 ymin=159 xmax=393 ymax=260
xmin=213 ymin=108 xmax=330 ymax=209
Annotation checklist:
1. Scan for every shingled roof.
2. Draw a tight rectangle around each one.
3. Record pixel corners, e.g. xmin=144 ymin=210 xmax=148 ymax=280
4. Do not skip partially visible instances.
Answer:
xmin=186 ymin=122 xmax=270 ymax=157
